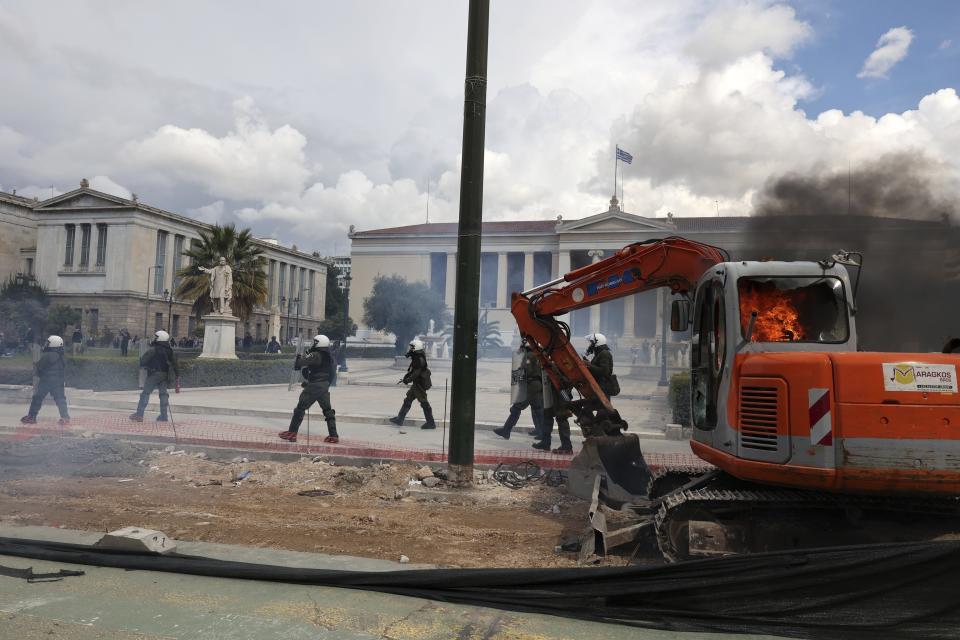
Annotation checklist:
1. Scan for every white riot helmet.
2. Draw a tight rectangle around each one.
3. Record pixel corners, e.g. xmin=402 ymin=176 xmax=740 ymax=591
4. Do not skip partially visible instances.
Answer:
xmin=586 ymin=333 xmax=607 ymax=347
xmin=408 ymin=338 xmax=425 ymax=352
xmin=312 ymin=334 xmax=330 ymax=348
xmin=45 ymin=335 xmax=64 ymax=349
xmin=153 ymin=330 xmax=170 ymax=343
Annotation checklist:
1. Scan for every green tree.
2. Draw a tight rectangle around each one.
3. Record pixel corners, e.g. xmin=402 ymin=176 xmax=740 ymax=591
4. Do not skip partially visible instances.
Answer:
xmin=174 ymin=224 xmax=268 ymax=322
xmin=362 ymin=276 xmax=446 ymax=352
xmin=441 ymin=308 xmax=503 ymax=358
xmin=46 ymin=304 xmax=81 ymax=337
xmin=324 ymin=269 xmax=347 ymax=317
xmin=317 ymin=310 xmax=357 ymax=341
xmin=0 ymin=276 xmax=49 ymax=344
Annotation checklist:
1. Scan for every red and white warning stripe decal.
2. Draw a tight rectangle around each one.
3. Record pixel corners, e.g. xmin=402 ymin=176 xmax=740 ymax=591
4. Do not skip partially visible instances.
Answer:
xmin=808 ymin=388 xmax=833 ymax=446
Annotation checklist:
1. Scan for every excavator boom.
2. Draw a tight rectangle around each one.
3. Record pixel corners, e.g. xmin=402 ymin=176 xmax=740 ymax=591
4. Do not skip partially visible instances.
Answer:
xmin=511 ymin=236 xmax=726 ymax=426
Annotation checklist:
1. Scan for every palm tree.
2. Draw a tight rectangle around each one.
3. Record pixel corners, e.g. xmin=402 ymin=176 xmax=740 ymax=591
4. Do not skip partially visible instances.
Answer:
xmin=441 ymin=309 xmax=503 ymax=358
xmin=175 ymin=224 xmax=268 ymax=322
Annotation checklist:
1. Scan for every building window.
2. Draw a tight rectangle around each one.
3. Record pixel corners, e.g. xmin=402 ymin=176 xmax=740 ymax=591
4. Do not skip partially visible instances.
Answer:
xmin=256 ymin=322 xmax=263 ymax=341
xmin=171 ymin=315 xmax=180 ymax=337
xmin=430 ymin=253 xmax=447 ymax=298
xmin=154 ymin=312 xmax=163 ymax=331
xmin=188 ymin=316 xmax=197 ymax=337
xmin=480 ymin=252 xmax=498 ymax=307
xmin=95 ymin=224 xmax=108 ymax=267
xmin=25 ymin=258 xmax=34 ymax=276
xmin=172 ymin=235 xmax=185 ymax=292
xmin=634 ymin=291 xmax=658 ymax=337
xmin=77 ymin=224 xmax=91 ymax=268
xmin=506 ymin=253 xmax=524 ymax=302
xmin=154 ymin=230 xmax=168 ymax=294
xmin=288 ymin=265 xmax=297 ymax=303
xmin=533 ymin=252 xmax=552 ymax=285
xmin=64 ymin=224 xmax=76 ymax=266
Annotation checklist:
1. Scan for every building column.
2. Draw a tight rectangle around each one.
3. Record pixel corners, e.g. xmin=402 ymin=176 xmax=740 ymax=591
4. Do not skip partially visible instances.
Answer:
xmin=523 ymin=252 xmax=534 ymax=291
xmin=557 ymin=250 xmax=570 ymax=278
xmin=587 ymin=250 xmax=604 ymax=333
xmin=445 ymin=253 xmax=456 ymax=308
xmin=497 ymin=252 xmax=508 ymax=308
xmin=623 ymin=295 xmax=636 ymax=339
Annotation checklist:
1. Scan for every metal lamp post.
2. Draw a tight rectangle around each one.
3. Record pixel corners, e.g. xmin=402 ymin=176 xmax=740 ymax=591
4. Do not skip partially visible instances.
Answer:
xmin=163 ymin=289 xmax=175 ymax=333
xmin=340 ymin=273 xmax=352 ymax=372
xmin=279 ymin=296 xmax=287 ymax=345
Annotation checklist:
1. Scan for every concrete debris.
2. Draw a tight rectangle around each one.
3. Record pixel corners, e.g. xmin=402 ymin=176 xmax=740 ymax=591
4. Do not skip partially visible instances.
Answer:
xmin=422 ymin=477 xmax=441 ymax=488
xmin=551 ymin=504 xmax=561 ymax=514
xmin=164 ymin=446 xmax=176 ymax=453
xmin=168 ymin=450 xmax=186 ymax=456
xmin=414 ymin=466 xmax=434 ymax=480
xmin=193 ymin=452 xmax=210 ymax=460
xmin=399 ymin=555 xmax=410 ymax=564
xmin=96 ymin=527 xmax=176 ymax=554
xmin=398 ymin=430 xmax=407 ymax=434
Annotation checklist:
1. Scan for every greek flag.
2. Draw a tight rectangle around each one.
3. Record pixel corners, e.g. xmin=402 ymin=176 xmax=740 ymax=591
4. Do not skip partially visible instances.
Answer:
xmin=616 ymin=147 xmax=633 ymax=164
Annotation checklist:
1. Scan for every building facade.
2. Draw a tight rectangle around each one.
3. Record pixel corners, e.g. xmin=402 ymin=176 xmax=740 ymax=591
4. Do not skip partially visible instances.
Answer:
xmin=350 ymin=196 xmax=960 ymax=356
xmin=0 ymin=183 xmax=330 ymax=344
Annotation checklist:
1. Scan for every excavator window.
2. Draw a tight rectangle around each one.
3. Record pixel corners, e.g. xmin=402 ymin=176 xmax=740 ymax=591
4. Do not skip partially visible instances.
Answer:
xmin=692 ymin=281 xmax=725 ymax=430
xmin=738 ymin=276 xmax=848 ymax=343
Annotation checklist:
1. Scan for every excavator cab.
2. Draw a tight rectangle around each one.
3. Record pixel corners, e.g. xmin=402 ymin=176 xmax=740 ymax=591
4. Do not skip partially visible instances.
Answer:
xmin=685 ymin=261 xmax=857 ymax=468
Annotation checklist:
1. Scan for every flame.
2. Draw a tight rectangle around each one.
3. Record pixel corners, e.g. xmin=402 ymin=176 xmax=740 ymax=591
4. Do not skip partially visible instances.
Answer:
xmin=739 ymin=283 xmax=806 ymax=342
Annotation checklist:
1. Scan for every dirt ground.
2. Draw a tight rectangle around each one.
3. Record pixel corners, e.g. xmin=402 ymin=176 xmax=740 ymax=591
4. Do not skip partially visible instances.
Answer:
xmin=0 ymin=436 xmax=625 ymax=568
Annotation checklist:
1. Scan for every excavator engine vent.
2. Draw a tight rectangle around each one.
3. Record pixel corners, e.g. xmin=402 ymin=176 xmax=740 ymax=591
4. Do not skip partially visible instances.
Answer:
xmin=738 ymin=381 xmax=785 ymax=451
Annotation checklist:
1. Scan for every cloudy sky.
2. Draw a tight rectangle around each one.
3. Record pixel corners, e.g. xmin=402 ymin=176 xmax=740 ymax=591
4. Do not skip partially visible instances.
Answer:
xmin=1 ymin=0 xmax=958 ymax=254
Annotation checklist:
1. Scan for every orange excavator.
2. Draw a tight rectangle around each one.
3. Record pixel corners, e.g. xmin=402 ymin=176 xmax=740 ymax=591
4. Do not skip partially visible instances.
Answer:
xmin=511 ymin=236 xmax=960 ymax=560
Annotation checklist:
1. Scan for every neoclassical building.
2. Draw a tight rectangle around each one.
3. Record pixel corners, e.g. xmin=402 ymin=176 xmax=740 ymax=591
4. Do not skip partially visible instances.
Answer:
xmin=348 ymin=196 xmax=753 ymax=356
xmin=0 ymin=182 xmax=330 ymax=343
xmin=349 ymin=196 xmax=960 ymax=356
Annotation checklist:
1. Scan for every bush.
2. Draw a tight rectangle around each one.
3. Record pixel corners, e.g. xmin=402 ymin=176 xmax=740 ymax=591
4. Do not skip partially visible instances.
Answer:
xmin=668 ymin=372 xmax=691 ymax=426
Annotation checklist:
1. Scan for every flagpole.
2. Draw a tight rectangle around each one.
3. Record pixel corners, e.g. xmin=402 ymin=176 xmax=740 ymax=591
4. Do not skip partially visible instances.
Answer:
xmin=613 ymin=146 xmax=618 ymax=199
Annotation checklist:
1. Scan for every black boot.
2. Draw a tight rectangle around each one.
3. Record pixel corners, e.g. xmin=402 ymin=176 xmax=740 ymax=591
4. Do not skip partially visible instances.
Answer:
xmin=421 ymin=403 xmax=436 ymax=430
xmin=389 ymin=398 xmax=413 ymax=426
xmin=324 ymin=418 xmax=339 ymax=443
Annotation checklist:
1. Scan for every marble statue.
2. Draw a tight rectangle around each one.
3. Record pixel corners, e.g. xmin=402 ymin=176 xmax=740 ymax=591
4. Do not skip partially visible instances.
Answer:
xmin=199 ymin=256 xmax=233 ymax=315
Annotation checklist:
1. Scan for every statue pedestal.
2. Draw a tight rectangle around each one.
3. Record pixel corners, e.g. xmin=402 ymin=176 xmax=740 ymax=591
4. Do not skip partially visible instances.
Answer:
xmin=198 ymin=314 xmax=239 ymax=359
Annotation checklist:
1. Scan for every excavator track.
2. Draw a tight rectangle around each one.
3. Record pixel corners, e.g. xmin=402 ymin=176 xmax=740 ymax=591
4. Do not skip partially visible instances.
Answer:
xmin=654 ymin=481 xmax=960 ymax=562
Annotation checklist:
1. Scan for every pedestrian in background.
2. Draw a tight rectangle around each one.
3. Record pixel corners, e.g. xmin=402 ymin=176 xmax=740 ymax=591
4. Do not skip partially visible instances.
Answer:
xmin=266 ymin=335 xmax=281 ymax=353
xmin=71 ymin=327 xmax=83 ymax=355
xmin=119 ymin=328 xmax=130 ymax=357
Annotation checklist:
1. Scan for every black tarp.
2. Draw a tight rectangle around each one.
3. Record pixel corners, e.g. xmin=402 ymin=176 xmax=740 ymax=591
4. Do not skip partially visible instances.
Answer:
xmin=1 ymin=536 xmax=959 ymax=639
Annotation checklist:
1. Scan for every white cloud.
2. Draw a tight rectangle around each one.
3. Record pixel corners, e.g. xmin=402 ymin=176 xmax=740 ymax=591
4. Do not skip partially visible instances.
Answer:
xmin=940 ymin=39 xmax=953 ymax=51
xmin=858 ymin=26 xmax=914 ymax=79
xmin=685 ymin=2 xmax=812 ymax=67
xmin=122 ymin=97 xmax=310 ymax=202
xmin=187 ymin=200 xmax=225 ymax=224
xmin=88 ymin=175 xmax=131 ymax=199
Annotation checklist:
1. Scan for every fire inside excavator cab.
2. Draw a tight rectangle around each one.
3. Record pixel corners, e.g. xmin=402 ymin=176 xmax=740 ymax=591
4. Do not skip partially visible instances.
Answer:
xmin=737 ymin=276 xmax=849 ymax=343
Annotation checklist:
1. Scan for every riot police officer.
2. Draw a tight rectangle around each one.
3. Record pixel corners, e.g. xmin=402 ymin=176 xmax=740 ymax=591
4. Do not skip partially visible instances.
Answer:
xmin=20 ymin=335 xmax=70 ymax=425
xmin=130 ymin=330 xmax=180 ymax=422
xmin=389 ymin=338 xmax=436 ymax=429
xmin=280 ymin=334 xmax=339 ymax=443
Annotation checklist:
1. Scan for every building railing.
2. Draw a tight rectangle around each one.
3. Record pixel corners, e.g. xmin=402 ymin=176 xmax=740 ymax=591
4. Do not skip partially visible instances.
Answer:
xmin=58 ymin=264 xmax=106 ymax=274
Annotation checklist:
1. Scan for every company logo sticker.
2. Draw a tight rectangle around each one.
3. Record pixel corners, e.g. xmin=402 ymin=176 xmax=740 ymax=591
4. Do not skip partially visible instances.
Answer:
xmin=883 ymin=363 xmax=958 ymax=393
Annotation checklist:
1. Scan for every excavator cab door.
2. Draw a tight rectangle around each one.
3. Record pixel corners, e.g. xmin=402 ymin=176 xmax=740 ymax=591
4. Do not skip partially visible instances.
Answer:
xmin=691 ymin=280 xmax=726 ymax=431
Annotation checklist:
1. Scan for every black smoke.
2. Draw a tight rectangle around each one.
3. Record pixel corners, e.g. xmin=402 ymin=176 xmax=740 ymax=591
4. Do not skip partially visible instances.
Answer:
xmin=745 ymin=152 xmax=960 ymax=352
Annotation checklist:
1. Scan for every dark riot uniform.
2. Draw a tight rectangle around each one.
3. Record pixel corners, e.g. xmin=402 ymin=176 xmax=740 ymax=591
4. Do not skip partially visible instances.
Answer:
xmin=389 ymin=347 xmax=436 ymax=429
xmin=133 ymin=342 xmax=180 ymax=421
xmin=495 ymin=347 xmax=544 ymax=438
xmin=288 ymin=346 xmax=338 ymax=439
xmin=23 ymin=346 xmax=70 ymax=422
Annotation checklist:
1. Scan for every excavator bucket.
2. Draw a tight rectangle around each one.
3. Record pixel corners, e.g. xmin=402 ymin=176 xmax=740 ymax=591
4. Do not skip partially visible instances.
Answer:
xmin=567 ymin=434 xmax=653 ymax=506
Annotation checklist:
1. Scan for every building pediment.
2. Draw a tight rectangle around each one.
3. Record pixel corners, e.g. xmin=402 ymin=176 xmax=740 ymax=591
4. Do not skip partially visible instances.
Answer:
xmin=35 ymin=188 xmax=133 ymax=211
xmin=556 ymin=206 xmax=674 ymax=234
